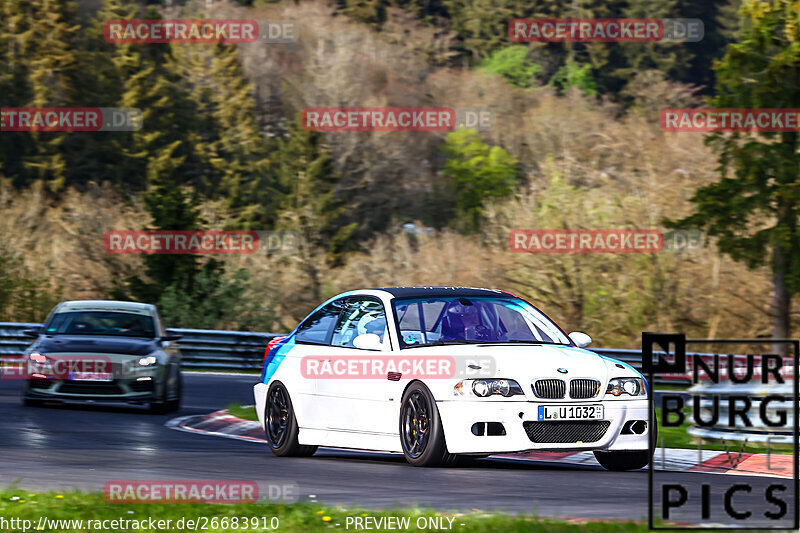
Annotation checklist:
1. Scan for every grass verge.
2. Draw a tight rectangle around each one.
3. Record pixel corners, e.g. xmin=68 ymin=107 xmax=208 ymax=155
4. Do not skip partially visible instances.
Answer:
xmin=226 ymin=402 xmax=258 ymax=422
xmin=0 ymin=488 xmax=659 ymax=532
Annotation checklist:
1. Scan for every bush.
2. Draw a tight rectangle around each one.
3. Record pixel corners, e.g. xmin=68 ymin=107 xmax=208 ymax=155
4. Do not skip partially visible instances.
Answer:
xmin=480 ymin=46 xmax=542 ymax=88
xmin=550 ymin=60 xmax=598 ymax=97
xmin=440 ymin=129 xmax=520 ymax=232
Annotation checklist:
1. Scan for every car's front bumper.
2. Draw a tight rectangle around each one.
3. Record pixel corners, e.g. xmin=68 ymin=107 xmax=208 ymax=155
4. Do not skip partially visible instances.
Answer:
xmin=438 ymin=398 xmax=650 ymax=454
xmin=23 ymin=376 xmax=163 ymax=403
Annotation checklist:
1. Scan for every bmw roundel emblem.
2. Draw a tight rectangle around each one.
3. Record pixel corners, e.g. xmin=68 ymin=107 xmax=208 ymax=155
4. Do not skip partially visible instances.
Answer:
xmin=557 ymin=368 xmax=568 ymax=374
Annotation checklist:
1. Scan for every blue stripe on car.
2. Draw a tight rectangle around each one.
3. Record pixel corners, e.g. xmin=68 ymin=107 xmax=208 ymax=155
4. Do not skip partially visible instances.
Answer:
xmin=262 ymin=339 xmax=294 ymax=383
xmin=260 ymin=290 xmax=361 ymax=384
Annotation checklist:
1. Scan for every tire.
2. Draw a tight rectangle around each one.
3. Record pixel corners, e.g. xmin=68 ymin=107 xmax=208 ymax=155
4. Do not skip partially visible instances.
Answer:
xmin=593 ymin=449 xmax=651 ymax=471
xmin=399 ymin=382 xmax=456 ymax=467
xmin=22 ymin=396 xmax=45 ymax=408
xmin=165 ymin=371 xmax=182 ymax=413
xmin=264 ymin=381 xmax=317 ymax=457
xmin=21 ymin=383 xmax=46 ymax=408
xmin=150 ymin=365 xmax=182 ymax=414
xmin=149 ymin=399 xmax=168 ymax=414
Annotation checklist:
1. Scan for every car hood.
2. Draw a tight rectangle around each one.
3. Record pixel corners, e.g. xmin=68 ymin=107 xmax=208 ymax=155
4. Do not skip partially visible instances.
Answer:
xmin=30 ymin=335 xmax=158 ymax=356
xmin=403 ymin=343 xmax=635 ymax=383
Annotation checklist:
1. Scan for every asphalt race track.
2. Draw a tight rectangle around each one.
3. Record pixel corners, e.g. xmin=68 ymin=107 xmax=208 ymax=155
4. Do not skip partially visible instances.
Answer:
xmin=0 ymin=373 xmax=784 ymax=522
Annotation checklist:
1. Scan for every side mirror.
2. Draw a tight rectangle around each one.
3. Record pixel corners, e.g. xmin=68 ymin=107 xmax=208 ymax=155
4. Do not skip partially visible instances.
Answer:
xmin=22 ymin=327 xmax=41 ymax=338
xmin=353 ymin=333 xmax=382 ymax=351
xmin=161 ymin=330 xmax=182 ymax=342
xmin=568 ymin=331 xmax=592 ymax=348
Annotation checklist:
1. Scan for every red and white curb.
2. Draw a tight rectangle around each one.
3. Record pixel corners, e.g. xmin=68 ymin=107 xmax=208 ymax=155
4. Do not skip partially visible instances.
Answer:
xmin=497 ymin=449 xmax=794 ymax=479
xmin=167 ymin=409 xmax=793 ymax=479
xmin=166 ymin=409 xmax=266 ymax=443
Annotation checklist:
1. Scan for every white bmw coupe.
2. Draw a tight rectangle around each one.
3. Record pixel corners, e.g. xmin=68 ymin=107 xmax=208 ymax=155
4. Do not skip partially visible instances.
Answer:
xmin=254 ymin=287 xmax=653 ymax=470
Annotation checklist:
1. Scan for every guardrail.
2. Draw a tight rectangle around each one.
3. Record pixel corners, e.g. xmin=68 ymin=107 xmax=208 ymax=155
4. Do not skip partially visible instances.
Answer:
xmin=0 ymin=323 xmax=283 ymax=371
xmin=686 ymin=382 xmax=795 ymax=444
xmin=0 ymin=322 xmax=687 ymax=376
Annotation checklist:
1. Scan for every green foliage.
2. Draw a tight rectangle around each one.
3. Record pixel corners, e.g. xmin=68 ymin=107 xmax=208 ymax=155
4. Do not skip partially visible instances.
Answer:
xmin=0 ymin=0 xmax=82 ymax=192
xmin=440 ymin=129 xmax=519 ymax=232
xmin=549 ymin=60 xmax=598 ymax=97
xmin=336 ymin=0 xmax=388 ymax=26
xmin=332 ymin=0 xmax=743 ymax=102
xmin=669 ymin=0 xmax=800 ymax=335
xmin=156 ymin=267 xmax=275 ymax=330
xmin=439 ymin=0 xmax=532 ymax=59
xmin=479 ymin=45 xmax=542 ymax=88
xmin=167 ymin=42 xmax=274 ymax=228
xmin=275 ymin=120 xmax=353 ymax=262
xmin=389 ymin=0 xmax=448 ymax=21
xmin=227 ymin=402 xmax=259 ymax=420
xmin=1 ymin=0 xmax=276 ymax=226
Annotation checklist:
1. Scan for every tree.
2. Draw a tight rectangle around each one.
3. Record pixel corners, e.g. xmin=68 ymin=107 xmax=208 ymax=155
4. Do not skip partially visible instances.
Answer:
xmin=439 ymin=129 xmax=519 ymax=232
xmin=479 ymin=45 xmax=542 ymax=88
xmin=0 ymin=0 xmax=81 ymax=192
xmin=549 ymin=60 xmax=598 ymax=97
xmin=274 ymin=120 xmax=351 ymax=302
xmin=670 ymin=0 xmax=800 ymax=344
xmin=336 ymin=0 xmax=388 ymax=26
xmin=167 ymin=42 xmax=274 ymax=228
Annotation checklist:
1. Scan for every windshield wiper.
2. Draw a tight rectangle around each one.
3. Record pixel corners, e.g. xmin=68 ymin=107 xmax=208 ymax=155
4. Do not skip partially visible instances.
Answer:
xmin=490 ymin=340 xmax=570 ymax=345
xmin=404 ymin=340 xmax=487 ymax=348
xmin=405 ymin=339 xmax=571 ymax=348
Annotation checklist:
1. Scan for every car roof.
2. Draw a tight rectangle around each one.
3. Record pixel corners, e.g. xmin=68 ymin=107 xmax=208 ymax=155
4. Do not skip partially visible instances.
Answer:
xmin=375 ymin=286 xmax=508 ymax=299
xmin=55 ymin=300 xmax=155 ymax=316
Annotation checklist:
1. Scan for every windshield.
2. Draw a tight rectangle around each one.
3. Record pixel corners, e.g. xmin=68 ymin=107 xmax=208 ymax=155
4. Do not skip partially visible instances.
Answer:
xmin=392 ymin=296 xmax=571 ymax=348
xmin=44 ymin=311 xmax=156 ymax=338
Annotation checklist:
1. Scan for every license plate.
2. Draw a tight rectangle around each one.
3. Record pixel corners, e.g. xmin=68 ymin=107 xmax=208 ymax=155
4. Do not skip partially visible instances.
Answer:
xmin=537 ymin=404 xmax=603 ymax=421
xmin=68 ymin=372 xmax=113 ymax=382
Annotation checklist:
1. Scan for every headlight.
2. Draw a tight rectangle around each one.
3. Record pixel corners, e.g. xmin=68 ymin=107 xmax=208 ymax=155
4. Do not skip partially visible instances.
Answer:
xmin=138 ymin=355 xmax=158 ymax=366
xmin=29 ymin=352 xmax=46 ymax=363
xmin=453 ymin=379 xmax=524 ymax=397
xmin=606 ymin=377 xmax=646 ymax=397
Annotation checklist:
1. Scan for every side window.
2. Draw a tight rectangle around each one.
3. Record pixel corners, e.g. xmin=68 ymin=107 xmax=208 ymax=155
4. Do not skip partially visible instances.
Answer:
xmin=331 ymin=298 xmax=387 ymax=349
xmin=396 ymin=302 xmax=423 ymax=345
xmin=294 ymin=300 xmax=344 ymax=345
